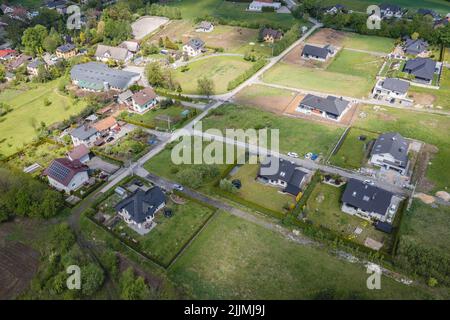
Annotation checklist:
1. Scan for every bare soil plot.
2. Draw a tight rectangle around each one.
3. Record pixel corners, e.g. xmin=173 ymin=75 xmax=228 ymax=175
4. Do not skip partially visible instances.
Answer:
xmin=307 ymin=28 xmax=346 ymax=47
xmin=0 ymin=242 xmax=39 ymax=299
xmin=132 ymin=16 xmax=170 ymax=40
xmin=408 ymin=92 xmax=437 ymax=106
xmin=282 ymin=42 xmax=329 ymax=68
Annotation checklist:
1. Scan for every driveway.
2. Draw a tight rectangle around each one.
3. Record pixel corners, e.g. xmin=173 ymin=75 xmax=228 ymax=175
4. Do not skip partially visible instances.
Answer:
xmin=87 ymin=157 xmax=120 ymax=174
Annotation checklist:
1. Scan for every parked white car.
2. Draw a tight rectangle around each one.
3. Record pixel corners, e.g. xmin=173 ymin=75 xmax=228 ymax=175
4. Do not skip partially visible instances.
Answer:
xmin=287 ymin=152 xmax=299 ymax=158
xmin=364 ymin=179 xmax=375 ymax=185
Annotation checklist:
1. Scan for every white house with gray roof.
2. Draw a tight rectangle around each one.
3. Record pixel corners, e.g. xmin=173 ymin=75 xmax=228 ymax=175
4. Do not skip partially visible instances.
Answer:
xmin=372 ymin=78 xmax=410 ymax=101
xmin=70 ymin=62 xmax=140 ymax=92
xmin=70 ymin=124 xmax=100 ymax=147
xmin=95 ymin=44 xmax=133 ymax=63
xmin=301 ymin=44 xmax=336 ymax=61
xmin=369 ymin=132 xmax=410 ymax=175
xmin=297 ymin=94 xmax=351 ymax=121
xmin=183 ymin=38 xmax=205 ymax=57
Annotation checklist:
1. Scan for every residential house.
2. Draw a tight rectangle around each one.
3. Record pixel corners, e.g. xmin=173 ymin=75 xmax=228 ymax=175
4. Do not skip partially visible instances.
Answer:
xmin=119 ymin=40 xmax=140 ymax=53
xmin=301 ymin=44 xmax=336 ymax=61
xmin=248 ymin=0 xmax=281 ymax=12
xmin=196 ymin=21 xmax=214 ymax=32
xmin=417 ymin=8 xmax=440 ymax=21
xmin=56 ymin=43 xmax=77 ymax=59
xmin=403 ymin=57 xmax=438 ymax=84
xmin=70 ymin=124 xmax=100 ymax=147
xmin=434 ymin=17 xmax=450 ymax=29
xmin=95 ymin=44 xmax=133 ymax=63
xmin=27 ymin=59 xmax=44 ymax=76
xmin=402 ymin=36 xmax=429 ymax=56
xmin=118 ymin=89 xmax=133 ymax=105
xmin=372 ymin=78 xmax=410 ymax=100
xmin=324 ymin=4 xmax=346 ymax=15
xmin=92 ymin=116 xmax=119 ymax=135
xmin=70 ymin=62 xmax=140 ymax=91
xmin=0 ymin=49 xmax=17 ymax=61
xmin=42 ymin=52 xmax=60 ymax=67
xmin=258 ymin=157 xmax=308 ymax=196
xmin=297 ymin=94 xmax=350 ymax=121
xmin=44 ymin=158 xmax=89 ymax=193
xmin=183 ymin=38 xmax=205 ymax=57
xmin=379 ymin=3 xmax=404 ymax=19
xmin=67 ymin=144 xmax=91 ymax=164
xmin=8 ymin=54 xmax=32 ymax=71
xmin=115 ymin=187 xmax=166 ymax=229
xmin=0 ymin=5 xmax=31 ymax=21
xmin=369 ymin=132 xmax=409 ymax=175
xmin=130 ymin=87 xmax=158 ymax=114
xmin=260 ymin=28 xmax=283 ymax=43
xmin=341 ymin=179 xmax=398 ymax=223
xmin=45 ymin=1 xmax=69 ymax=14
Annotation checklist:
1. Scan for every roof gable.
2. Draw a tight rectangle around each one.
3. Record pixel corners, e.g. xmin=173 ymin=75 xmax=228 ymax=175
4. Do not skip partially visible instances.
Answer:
xmin=115 ymin=187 xmax=166 ymax=223
xmin=44 ymin=158 xmax=89 ymax=186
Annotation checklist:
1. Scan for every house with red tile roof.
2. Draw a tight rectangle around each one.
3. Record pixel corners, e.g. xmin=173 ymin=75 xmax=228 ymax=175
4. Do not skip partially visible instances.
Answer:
xmin=0 ymin=49 xmax=17 ymax=61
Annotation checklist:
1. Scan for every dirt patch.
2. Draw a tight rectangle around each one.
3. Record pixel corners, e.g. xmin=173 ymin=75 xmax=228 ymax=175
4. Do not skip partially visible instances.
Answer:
xmin=307 ymin=28 xmax=346 ymax=47
xmin=132 ymin=16 xmax=169 ymax=40
xmin=283 ymin=42 xmax=331 ymax=68
xmin=414 ymin=193 xmax=436 ymax=204
xmin=414 ymin=143 xmax=438 ymax=193
xmin=409 ymin=92 xmax=436 ymax=106
xmin=0 ymin=242 xmax=39 ymax=299
xmin=233 ymin=87 xmax=295 ymax=114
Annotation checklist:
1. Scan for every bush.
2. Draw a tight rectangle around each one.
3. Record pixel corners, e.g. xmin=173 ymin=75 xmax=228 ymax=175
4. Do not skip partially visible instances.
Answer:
xmin=227 ymin=59 xmax=267 ymax=91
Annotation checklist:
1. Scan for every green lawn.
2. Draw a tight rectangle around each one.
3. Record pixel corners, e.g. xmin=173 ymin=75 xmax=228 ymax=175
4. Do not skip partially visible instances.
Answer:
xmin=353 ymin=105 xmax=450 ymax=192
xmin=305 ymin=183 xmax=388 ymax=246
xmin=342 ymin=33 xmax=395 ymax=53
xmin=174 ymin=56 xmax=254 ymax=94
xmin=0 ymin=80 xmax=88 ymax=157
xmin=330 ymin=128 xmax=378 ymax=169
xmin=120 ymin=105 xmax=194 ymax=130
xmin=263 ymin=49 xmax=383 ymax=98
xmin=169 ymin=0 xmax=300 ymax=29
xmin=229 ymin=164 xmax=295 ymax=213
xmin=321 ymin=0 xmax=450 ymax=14
xmin=96 ymin=129 xmax=152 ymax=162
xmin=201 ymin=104 xmax=344 ymax=157
xmin=409 ymin=67 xmax=450 ymax=111
xmin=169 ymin=210 xmax=436 ymax=299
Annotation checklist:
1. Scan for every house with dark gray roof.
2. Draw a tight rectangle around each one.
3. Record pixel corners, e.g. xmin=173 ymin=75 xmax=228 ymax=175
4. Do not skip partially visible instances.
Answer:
xmin=56 ymin=43 xmax=76 ymax=59
xmin=301 ymin=44 xmax=336 ymax=61
xmin=341 ymin=179 xmax=398 ymax=223
xmin=27 ymin=58 xmax=44 ymax=76
xmin=70 ymin=124 xmax=100 ymax=147
xmin=372 ymin=78 xmax=410 ymax=100
xmin=70 ymin=62 xmax=140 ymax=92
xmin=258 ymin=157 xmax=308 ymax=196
xmin=369 ymin=132 xmax=409 ymax=175
xmin=260 ymin=28 xmax=283 ymax=43
xmin=183 ymin=38 xmax=205 ymax=57
xmin=297 ymin=94 xmax=350 ymax=121
xmin=379 ymin=3 xmax=404 ymax=19
xmin=44 ymin=158 xmax=89 ymax=193
xmin=115 ymin=187 xmax=166 ymax=229
xmin=324 ymin=4 xmax=346 ymax=15
xmin=403 ymin=58 xmax=437 ymax=84
xmin=402 ymin=36 xmax=429 ymax=56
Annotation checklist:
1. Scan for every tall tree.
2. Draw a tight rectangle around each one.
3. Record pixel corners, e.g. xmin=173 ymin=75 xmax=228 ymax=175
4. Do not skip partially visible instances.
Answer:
xmin=22 ymin=24 xmax=48 ymax=56
xmin=197 ymin=76 xmax=215 ymax=97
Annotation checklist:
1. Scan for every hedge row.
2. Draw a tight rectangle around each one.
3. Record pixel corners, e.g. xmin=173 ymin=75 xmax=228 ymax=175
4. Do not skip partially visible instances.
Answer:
xmin=227 ymin=59 xmax=267 ymax=91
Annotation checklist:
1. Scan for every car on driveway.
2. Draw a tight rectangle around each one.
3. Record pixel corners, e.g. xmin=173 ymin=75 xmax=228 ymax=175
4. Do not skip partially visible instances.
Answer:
xmin=106 ymin=136 xmax=115 ymax=143
xmin=287 ymin=152 xmax=299 ymax=158
xmin=173 ymin=184 xmax=183 ymax=191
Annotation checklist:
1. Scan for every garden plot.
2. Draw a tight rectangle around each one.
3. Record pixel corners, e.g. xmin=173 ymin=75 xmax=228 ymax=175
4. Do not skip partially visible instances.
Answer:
xmin=132 ymin=16 xmax=170 ymax=40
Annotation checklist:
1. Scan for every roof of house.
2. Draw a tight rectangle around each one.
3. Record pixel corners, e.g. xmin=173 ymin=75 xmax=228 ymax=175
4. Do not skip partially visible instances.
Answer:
xmin=9 ymin=54 xmax=31 ymax=69
xmin=44 ymin=158 xmax=89 ymax=187
xmin=381 ymin=78 xmax=410 ymax=94
xmin=57 ymin=43 xmax=76 ymax=53
xmin=299 ymin=94 xmax=350 ymax=116
xmin=46 ymin=0 xmax=69 ymax=9
xmin=302 ymin=44 xmax=333 ymax=59
xmin=260 ymin=28 xmax=283 ymax=40
xmin=0 ymin=49 xmax=16 ymax=58
xmin=370 ymin=132 xmax=409 ymax=166
xmin=95 ymin=44 xmax=130 ymax=61
xmin=417 ymin=8 xmax=440 ymax=19
xmin=118 ymin=89 xmax=133 ymax=102
xmin=326 ymin=4 xmax=345 ymax=11
xmin=70 ymin=62 xmax=139 ymax=90
xmin=403 ymin=37 xmax=429 ymax=55
xmin=119 ymin=40 xmax=139 ymax=53
xmin=259 ymin=157 xmax=307 ymax=195
xmin=68 ymin=144 xmax=90 ymax=160
xmin=186 ymin=38 xmax=205 ymax=50
xmin=28 ymin=59 xmax=43 ymax=69
xmin=132 ymin=87 xmax=157 ymax=106
xmin=71 ymin=124 xmax=98 ymax=140
xmin=115 ymin=187 xmax=166 ymax=224
xmin=341 ymin=179 xmax=394 ymax=216
xmin=379 ymin=3 xmax=402 ymax=11
xmin=198 ymin=21 xmax=213 ymax=29
xmin=93 ymin=116 xmax=117 ymax=132
xmin=404 ymin=57 xmax=436 ymax=81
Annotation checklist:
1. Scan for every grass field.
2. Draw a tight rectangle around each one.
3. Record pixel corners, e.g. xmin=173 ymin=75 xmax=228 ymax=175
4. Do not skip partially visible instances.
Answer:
xmin=0 ymin=80 xmax=88 ymax=157
xmin=330 ymin=128 xmax=378 ymax=169
xmin=168 ymin=0 xmax=300 ymax=29
xmin=321 ymin=0 xmax=450 ymax=14
xmin=169 ymin=210 xmax=435 ymax=299
xmin=174 ymin=56 xmax=254 ymax=94
xmin=120 ymin=105 xmax=193 ymax=130
xmin=229 ymin=164 xmax=295 ymax=213
xmin=342 ymin=33 xmax=395 ymax=53
xmin=305 ymin=183 xmax=388 ymax=246
xmin=353 ymin=105 xmax=450 ymax=192
xmin=263 ymin=49 xmax=383 ymax=98
xmin=201 ymin=104 xmax=344 ymax=157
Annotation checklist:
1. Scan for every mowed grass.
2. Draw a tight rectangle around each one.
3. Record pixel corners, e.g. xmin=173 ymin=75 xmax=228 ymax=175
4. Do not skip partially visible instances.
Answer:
xmin=353 ymin=105 xmax=450 ymax=192
xmin=342 ymin=33 xmax=395 ymax=53
xmin=305 ymin=183 xmax=388 ymax=246
xmin=230 ymin=164 xmax=295 ymax=212
xmin=263 ymin=49 xmax=383 ymax=98
xmin=169 ymin=210 xmax=434 ymax=299
xmin=169 ymin=0 xmax=300 ymax=29
xmin=0 ymin=80 xmax=88 ymax=157
xmin=409 ymin=67 xmax=450 ymax=111
xmin=330 ymin=128 xmax=378 ymax=169
xmin=201 ymin=104 xmax=344 ymax=157
xmin=321 ymin=0 xmax=450 ymax=14
xmin=174 ymin=56 xmax=254 ymax=94
xmin=120 ymin=105 xmax=192 ymax=129
xmin=400 ymin=200 xmax=450 ymax=258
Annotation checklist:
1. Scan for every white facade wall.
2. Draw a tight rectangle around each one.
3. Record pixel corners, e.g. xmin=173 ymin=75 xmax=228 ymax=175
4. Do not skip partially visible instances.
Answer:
xmin=48 ymin=171 xmax=89 ymax=193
